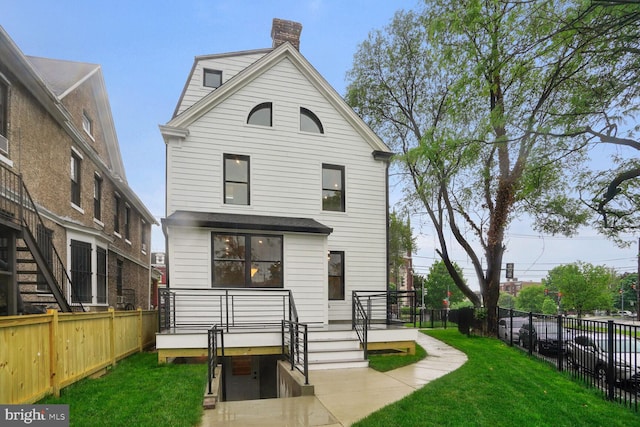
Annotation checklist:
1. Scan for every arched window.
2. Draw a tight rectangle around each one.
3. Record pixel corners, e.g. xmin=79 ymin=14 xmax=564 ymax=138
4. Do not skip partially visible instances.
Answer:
xmin=247 ymin=102 xmax=272 ymax=126
xmin=300 ymin=107 xmax=324 ymax=134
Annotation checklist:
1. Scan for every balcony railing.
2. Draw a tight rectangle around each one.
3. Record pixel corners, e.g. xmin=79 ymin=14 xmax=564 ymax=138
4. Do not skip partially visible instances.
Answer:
xmin=159 ymin=287 xmax=298 ymax=332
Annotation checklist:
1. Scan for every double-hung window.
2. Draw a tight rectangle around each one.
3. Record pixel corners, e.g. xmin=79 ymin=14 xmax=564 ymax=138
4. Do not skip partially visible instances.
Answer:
xmin=0 ymin=78 xmax=8 ymax=155
xmin=94 ymin=174 xmax=102 ymax=221
xmin=328 ymin=251 xmax=345 ymax=300
xmin=322 ymin=164 xmax=344 ymax=211
xmin=114 ymin=194 xmax=121 ymax=234
xmin=70 ymin=152 xmax=82 ymax=207
xmin=124 ymin=205 xmax=131 ymax=240
xmin=212 ymin=233 xmax=282 ymax=287
xmin=70 ymin=240 xmax=92 ymax=303
xmin=224 ymin=154 xmax=249 ymax=205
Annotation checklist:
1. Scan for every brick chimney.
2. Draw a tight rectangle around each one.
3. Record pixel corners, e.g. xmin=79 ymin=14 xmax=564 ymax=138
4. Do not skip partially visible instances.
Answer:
xmin=271 ymin=18 xmax=302 ymax=50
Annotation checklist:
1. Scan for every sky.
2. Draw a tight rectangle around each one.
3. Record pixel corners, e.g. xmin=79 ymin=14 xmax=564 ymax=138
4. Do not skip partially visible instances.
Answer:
xmin=2 ymin=1 xmax=638 ymax=293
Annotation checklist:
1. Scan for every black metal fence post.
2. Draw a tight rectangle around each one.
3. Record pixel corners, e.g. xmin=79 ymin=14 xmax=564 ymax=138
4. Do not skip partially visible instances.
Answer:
xmin=557 ymin=314 xmax=563 ymax=371
xmin=528 ymin=312 xmax=534 ymax=355
xmin=607 ymin=320 xmax=615 ymax=400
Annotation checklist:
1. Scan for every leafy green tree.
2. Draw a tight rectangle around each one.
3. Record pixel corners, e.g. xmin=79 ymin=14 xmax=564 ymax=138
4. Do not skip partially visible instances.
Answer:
xmin=498 ymin=292 xmax=516 ymax=310
xmin=346 ymin=1 xmax=639 ymax=333
xmin=389 ymin=211 xmax=416 ymax=288
xmin=423 ymin=261 xmax=465 ymax=309
xmin=544 ymin=263 xmax=614 ymax=317
xmin=542 ymin=298 xmax=558 ymax=315
xmin=516 ymin=285 xmax=545 ymax=313
xmin=614 ymin=273 xmax=639 ymax=312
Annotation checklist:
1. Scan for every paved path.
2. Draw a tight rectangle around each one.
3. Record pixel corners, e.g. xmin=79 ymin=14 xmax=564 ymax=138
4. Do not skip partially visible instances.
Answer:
xmin=199 ymin=331 xmax=467 ymax=427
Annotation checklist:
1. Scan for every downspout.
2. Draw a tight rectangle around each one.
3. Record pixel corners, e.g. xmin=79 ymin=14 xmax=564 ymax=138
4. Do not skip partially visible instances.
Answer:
xmin=372 ymin=151 xmax=393 ymax=292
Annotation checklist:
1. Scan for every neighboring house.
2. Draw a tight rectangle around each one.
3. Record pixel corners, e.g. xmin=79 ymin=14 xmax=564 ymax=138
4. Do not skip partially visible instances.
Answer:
xmin=157 ymin=19 xmax=417 ymax=399
xmin=0 ymin=26 xmax=156 ymax=315
xmin=500 ymin=280 xmax=542 ymax=297
xmin=150 ymin=252 xmax=166 ymax=307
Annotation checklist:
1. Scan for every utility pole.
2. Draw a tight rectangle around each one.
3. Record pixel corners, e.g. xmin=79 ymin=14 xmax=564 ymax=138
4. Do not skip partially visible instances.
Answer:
xmin=637 ymin=237 xmax=639 ymax=322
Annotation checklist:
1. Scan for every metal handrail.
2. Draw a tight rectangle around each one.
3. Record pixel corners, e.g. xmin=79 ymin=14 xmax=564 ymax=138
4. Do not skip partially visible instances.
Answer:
xmin=0 ymin=163 xmax=83 ymax=311
xmin=207 ymin=325 xmax=224 ymax=395
xmin=352 ymin=291 xmax=368 ymax=360
xmin=352 ymin=290 xmax=418 ymax=327
xmin=289 ymin=290 xmax=299 ymax=324
xmin=282 ymin=319 xmax=308 ymax=384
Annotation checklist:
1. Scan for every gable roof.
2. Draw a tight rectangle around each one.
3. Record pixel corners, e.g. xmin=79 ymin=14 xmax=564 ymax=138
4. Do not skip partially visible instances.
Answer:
xmin=0 ymin=26 xmax=156 ymax=225
xmin=26 ymin=56 xmax=127 ymax=181
xmin=163 ymin=42 xmax=391 ymax=154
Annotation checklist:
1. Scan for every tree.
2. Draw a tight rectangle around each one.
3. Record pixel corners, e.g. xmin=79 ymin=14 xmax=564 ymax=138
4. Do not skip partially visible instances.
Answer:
xmin=423 ymin=261 xmax=465 ymax=309
xmin=516 ymin=285 xmax=545 ymax=313
xmin=544 ymin=263 xmax=614 ymax=317
xmin=570 ymin=2 xmax=640 ymax=238
xmin=389 ymin=211 xmax=416 ymax=288
xmin=614 ymin=273 xmax=639 ymax=312
xmin=542 ymin=298 xmax=557 ymax=315
xmin=498 ymin=292 xmax=516 ymax=309
xmin=346 ymin=1 xmax=638 ymax=332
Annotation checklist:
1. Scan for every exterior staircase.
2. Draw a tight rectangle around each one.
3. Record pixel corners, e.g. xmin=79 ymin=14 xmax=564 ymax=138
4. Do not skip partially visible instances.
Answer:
xmin=0 ymin=165 xmax=82 ymax=314
xmin=307 ymin=329 xmax=369 ymax=370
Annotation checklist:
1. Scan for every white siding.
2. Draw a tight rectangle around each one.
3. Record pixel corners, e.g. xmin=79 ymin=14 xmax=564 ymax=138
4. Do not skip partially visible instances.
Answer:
xmin=167 ymin=55 xmax=387 ymax=322
xmin=177 ymin=52 xmax=269 ymax=115
xmin=284 ymin=234 xmax=327 ymax=324
xmin=167 ymin=226 xmax=211 ymax=288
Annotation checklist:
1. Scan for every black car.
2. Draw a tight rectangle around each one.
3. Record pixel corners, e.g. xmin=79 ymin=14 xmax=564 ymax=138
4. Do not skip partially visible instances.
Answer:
xmin=534 ymin=321 xmax=566 ymax=356
xmin=518 ymin=322 xmax=537 ymax=349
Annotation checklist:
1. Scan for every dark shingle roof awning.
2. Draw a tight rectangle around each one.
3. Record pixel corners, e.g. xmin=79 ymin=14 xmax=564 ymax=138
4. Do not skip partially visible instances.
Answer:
xmin=163 ymin=211 xmax=333 ymax=235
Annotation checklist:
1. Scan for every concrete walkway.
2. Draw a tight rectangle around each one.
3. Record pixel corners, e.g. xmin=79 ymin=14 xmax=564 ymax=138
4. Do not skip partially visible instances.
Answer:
xmin=199 ymin=332 xmax=467 ymax=427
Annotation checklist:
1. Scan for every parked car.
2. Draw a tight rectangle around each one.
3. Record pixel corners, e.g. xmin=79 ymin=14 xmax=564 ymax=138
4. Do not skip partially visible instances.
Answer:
xmin=566 ymin=334 xmax=640 ymax=389
xmin=532 ymin=320 xmax=567 ymax=356
xmin=518 ymin=322 xmax=537 ymax=349
xmin=498 ymin=317 xmax=529 ymax=343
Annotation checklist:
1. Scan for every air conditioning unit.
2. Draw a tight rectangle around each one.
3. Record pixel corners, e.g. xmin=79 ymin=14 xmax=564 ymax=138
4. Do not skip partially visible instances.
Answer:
xmin=142 ymin=242 xmax=147 ymax=252
xmin=0 ymin=134 xmax=8 ymax=156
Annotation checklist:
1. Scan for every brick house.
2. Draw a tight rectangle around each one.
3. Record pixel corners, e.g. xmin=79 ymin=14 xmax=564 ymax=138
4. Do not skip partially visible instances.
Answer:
xmin=0 ymin=26 xmax=156 ymax=315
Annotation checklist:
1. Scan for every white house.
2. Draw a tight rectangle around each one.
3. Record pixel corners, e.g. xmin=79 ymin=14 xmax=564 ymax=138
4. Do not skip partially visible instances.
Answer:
xmin=157 ymin=20 xmax=417 ymax=398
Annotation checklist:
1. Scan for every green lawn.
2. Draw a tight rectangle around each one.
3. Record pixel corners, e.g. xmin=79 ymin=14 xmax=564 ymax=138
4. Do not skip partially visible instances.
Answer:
xmin=368 ymin=344 xmax=427 ymax=372
xmin=39 ymin=353 xmax=206 ymax=427
xmin=354 ymin=329 xmax=640 ymax=427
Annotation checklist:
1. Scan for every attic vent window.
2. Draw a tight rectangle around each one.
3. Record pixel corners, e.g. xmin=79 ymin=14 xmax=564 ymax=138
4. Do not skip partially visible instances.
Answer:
xmin=300 ymin=107 xmax=324 ymax=134
xmin=247 ymin=102 xmax=272 ymax=127
xmin=82 ymin=111 xmax=92 ymax=136
xmin=203 ymin=69 xmax=222 ymax=88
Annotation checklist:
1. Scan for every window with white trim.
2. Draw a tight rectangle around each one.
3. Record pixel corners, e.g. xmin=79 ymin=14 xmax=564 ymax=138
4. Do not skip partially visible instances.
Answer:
xmin=212 ymin=233 xmax=283 ymax=287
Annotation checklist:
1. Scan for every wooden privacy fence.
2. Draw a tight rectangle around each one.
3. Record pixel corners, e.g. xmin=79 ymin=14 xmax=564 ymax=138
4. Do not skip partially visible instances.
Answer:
xmin=0 ymin=308 xmax=157 ymax=404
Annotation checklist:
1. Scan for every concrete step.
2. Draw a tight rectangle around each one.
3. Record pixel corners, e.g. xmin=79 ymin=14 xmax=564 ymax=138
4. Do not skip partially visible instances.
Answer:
xmin=308 ymin=348 xmax=364 ymax=362
xmin=307 ymin=329 xmax=357 ymax=341
xmin=308 ymin=358 xmax=369 ymax=370
xmin=307 ymin=338 xmax=361 ymax=352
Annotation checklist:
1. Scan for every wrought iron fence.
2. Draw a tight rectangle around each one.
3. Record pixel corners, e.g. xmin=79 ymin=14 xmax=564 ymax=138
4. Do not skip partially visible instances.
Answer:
xmin=498 ymin=307 xmax=639 ymax=411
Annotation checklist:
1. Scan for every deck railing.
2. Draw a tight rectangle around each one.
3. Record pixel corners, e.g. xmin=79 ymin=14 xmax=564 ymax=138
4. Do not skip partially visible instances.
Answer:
xmin=159 ymin=288 xmax=298 ymax=331
xmin=352 ymin=290 xmax=418 ymax=327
